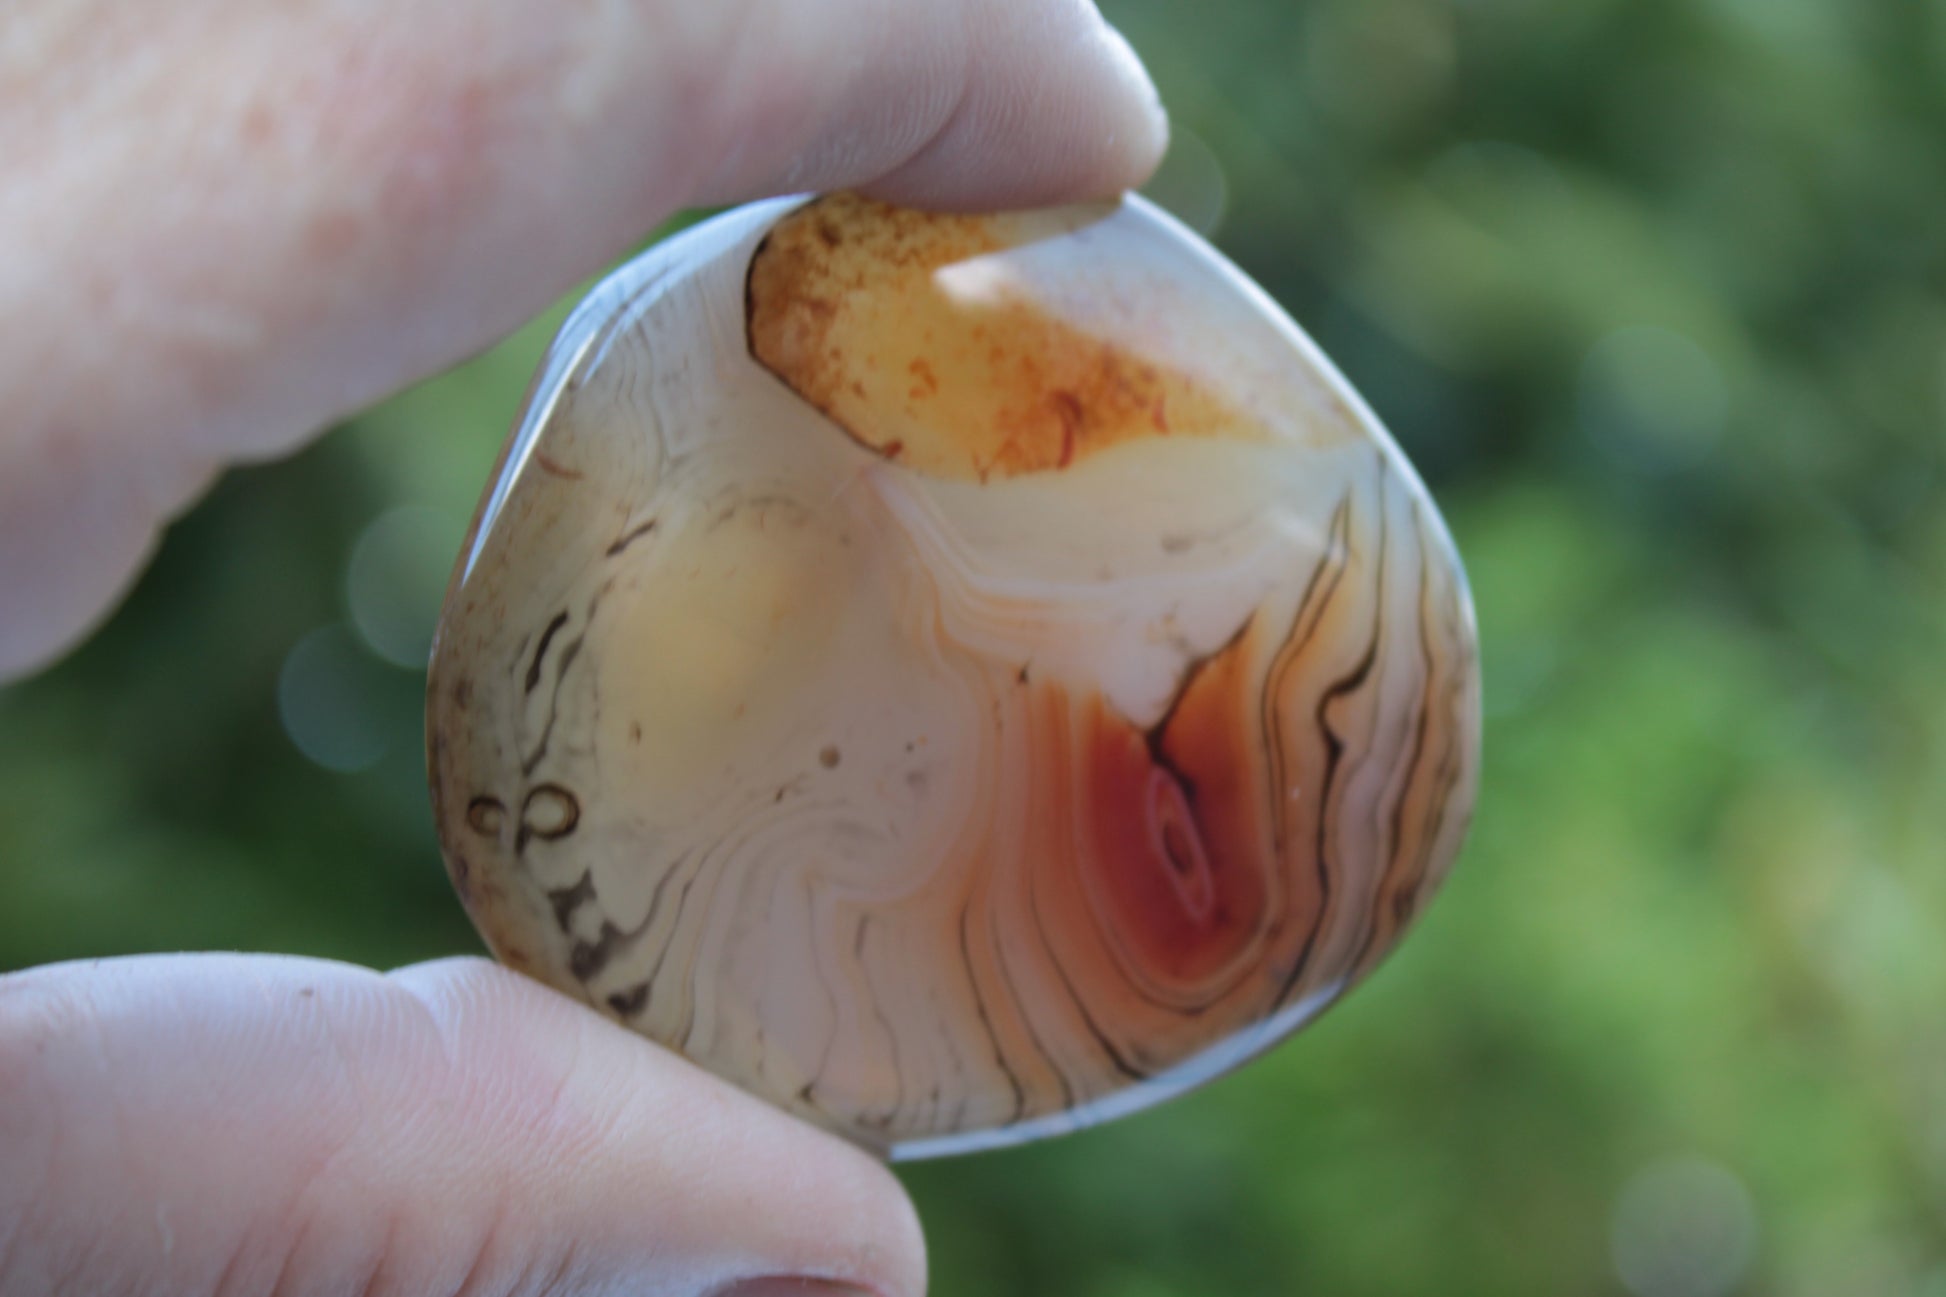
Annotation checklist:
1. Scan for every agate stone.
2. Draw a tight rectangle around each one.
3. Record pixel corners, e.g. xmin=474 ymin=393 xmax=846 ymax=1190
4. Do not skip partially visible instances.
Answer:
xmin=427 ymin=194 xmax=1481 ymax=1158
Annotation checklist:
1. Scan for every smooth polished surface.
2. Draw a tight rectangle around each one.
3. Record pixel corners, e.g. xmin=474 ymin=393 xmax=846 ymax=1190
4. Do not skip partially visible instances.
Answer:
xmin=427 ymin=194 xmax=1480 ymax=1158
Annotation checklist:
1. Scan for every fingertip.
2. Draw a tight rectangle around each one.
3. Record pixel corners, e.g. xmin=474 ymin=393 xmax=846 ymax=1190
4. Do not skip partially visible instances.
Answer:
xmin=1099 ymin=16 xmax=1173 ymax=181
xmin=859 ymin=3 xmax=1169 ymax=211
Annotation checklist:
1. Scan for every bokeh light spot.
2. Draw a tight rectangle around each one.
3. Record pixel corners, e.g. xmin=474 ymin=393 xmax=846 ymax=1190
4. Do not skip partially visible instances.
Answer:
xmin=1610 ymin=1156 xmax=1758 ymax=1297
xmin=278 ymin=624 xmax=393 ymax=773
xmin=346 ymin=506 xmax=462 ymax=669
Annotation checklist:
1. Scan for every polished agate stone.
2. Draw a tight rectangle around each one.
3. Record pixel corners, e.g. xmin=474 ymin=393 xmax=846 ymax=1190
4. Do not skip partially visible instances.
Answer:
xmin=426 ymin=193 xmax=1480 ymax=1158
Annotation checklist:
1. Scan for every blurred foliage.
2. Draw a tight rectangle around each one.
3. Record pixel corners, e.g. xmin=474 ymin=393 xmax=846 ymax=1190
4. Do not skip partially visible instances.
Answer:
xmin=3 ymin=0 xmax=1944 ymax=1293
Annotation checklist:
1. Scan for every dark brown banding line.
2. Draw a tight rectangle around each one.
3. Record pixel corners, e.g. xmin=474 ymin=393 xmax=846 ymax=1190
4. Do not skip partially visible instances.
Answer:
xmin=1261 ymin=494 xmax=1356 ymax=876
xmin=520 ymin=632 xmax=585 ymax=777
xmin=958 ymin=903 xmax=1029 ymax=1124
xmin=1383 ymin=522 xmax=1445 ymax=922
xmin=581 ymin=848 xmax=693 ymax=1035
xmin=993 ymin=921 xmax=1077 ymax=1116
xmin=547 ymin=870 xmax=597 ymax=932
xmin=520 ymin=783 xmax=581 ymax=839
xmin=522 ymin=583 xmax=612 ymax=776
xmin=1028 ymin=880 xmax=1151 ymax=1084
xmin=797 ymin=876 xmax=845 ymax=1113
xmin=465 ymin=795 xmax=506 ymax=837
xmin=629 ymin=850 xmax=690 ymax=977
xmin=924 ymin=981 xmax=976 ymax=1135
xmin=1392 ymin=562 xmax=1475 ymax=938
xmin=1354 ymin=499 xmax=1442 ymax=971
xmin=571 ymin=919 xmax=637 ymax=982
xmin=605 ymin=518 xmax=658 ymax=557
xmin=1271 ymin=645 xmax=1366 ymax=1005
xmin=560 ymin=869 xmax=662 ymax=987
xmin=607 ymin=982 xmax=651 ymax=1018
xmin=1141 ymin=610 xmax=1255 ymax=788
xmin=516 ymin=790 xmax=580 ymax=855
xmin=524 ymin=611 xmax=570 ymax=694
xmin=1345 ymin=498 xmax=1428 ymax=961
xmin=1403 ymin=527 xmax=1477 ymax=912
xmin=642 ymin=860 xmax=704 ymax=1001
xmin=1258 ymin=493 xmax=1356 ymax=999
xmin=1272 ymin=474 xmax=1388 ymax=1007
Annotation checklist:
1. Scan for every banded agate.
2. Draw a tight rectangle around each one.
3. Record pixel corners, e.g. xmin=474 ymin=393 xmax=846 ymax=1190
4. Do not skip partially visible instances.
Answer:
xmin=427 ymin=194 xmax=1480 ymax=1158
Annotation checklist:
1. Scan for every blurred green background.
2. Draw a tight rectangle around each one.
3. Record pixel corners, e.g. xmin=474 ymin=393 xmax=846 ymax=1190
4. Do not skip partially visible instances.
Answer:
xmin=5 ymin=0 xmax=1944 ymax=1292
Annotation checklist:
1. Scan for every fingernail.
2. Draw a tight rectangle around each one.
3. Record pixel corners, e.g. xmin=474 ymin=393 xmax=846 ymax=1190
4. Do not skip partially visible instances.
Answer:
xmin=712 ymin=1279 xmax=874 ymax=1297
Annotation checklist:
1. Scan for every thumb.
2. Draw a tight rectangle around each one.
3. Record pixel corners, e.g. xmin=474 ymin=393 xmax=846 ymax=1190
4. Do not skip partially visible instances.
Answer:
xmin=0 ymin=0 xmax=1166 ymax=680
xmin=0 ymin=954 xmax=925 ymax=1296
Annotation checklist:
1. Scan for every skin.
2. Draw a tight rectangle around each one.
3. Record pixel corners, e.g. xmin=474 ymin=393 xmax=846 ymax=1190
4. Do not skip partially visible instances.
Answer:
xmin=0 ymin=2 xmax=1166 ymax=1293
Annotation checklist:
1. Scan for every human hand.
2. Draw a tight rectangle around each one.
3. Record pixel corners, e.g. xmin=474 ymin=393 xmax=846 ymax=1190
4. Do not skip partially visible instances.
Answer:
xmin=0 ymin=2 xmax=1165 ymax=1291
